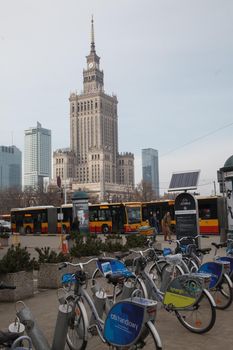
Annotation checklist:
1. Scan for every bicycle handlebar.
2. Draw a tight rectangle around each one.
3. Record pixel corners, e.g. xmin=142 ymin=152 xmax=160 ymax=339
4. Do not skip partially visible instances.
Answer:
xmin=171 ymin=234 xmax=209 ymax=245
xmin=129 ymin=248 xmax=153 ymax=256
xmin=0 ymin=282 xmax=16 ymax=290
xmin=59 ymin=257 xmax=98 ymax=270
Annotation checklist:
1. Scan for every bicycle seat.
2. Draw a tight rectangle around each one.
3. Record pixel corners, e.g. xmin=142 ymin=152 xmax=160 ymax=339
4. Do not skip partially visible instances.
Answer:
xmin=106 ymin=273 xmax=125 ymax=286
xmin=0 ymin=331 xmax=19 ymax=345
xmin=165 ymin=254 xmax=183 ymax=265
xmin=196 ymin=247 xmax=211 ymax=255
xmin=115 ymin=252 xmax=130 ymax=260
xmin=211 ymin=242 xmax=227 ymax=249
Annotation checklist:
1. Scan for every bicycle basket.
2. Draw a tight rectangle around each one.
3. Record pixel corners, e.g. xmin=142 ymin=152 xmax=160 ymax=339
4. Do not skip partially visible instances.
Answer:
xmin=198 ymin=262 xmax=223 ymax=288
xmin=97 ymin=258 xmax=134 ymax=278
xmin=61 ymin=273 xmax=76 ymax=285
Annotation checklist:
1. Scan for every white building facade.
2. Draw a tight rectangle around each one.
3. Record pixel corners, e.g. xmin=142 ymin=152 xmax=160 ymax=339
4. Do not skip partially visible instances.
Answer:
xmin=24 ymin=122 xmax=51 ymax=188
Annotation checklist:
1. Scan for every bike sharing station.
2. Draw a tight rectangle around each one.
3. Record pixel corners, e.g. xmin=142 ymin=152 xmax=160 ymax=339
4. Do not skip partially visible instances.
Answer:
xmin=168 ymin=170 xmax=200 ymax=243
xmin=218 ymin=155 xmax=233 ymax=248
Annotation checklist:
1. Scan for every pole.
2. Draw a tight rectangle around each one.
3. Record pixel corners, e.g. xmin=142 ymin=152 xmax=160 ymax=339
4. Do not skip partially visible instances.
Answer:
xmin=60 ymin=188 xmax=63 ymax=234
xmin=64 ymin=181 xmax=67 ymax=204
xmin=213 ymin=181 xmax=216 ymax=196
xmin=221 ymin=171 xmax=227 ymax=243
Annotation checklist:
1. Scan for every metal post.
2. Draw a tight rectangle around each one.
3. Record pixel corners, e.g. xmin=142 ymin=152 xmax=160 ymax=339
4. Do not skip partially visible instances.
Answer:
xmin=16 ymin=304 xmax=50 ymax=350
xmin=51 ymin=303 xmax=72 ymax=350
xmin=221 ymin=171 xmax=228 ymax=243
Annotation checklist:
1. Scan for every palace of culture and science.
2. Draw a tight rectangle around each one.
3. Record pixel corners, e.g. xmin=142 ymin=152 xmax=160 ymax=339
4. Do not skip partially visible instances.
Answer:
xmin=53 ymin=19 xmax=135 ymax=202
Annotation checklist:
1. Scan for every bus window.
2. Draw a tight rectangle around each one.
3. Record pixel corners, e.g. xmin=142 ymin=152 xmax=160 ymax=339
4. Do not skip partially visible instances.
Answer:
xmin=98 ymin=209 xmax=111 ymax=221
xmin=126 ymin=206 xmax=141 ymax=224
xmin=89 ymin=208 xmax=98 ymax=222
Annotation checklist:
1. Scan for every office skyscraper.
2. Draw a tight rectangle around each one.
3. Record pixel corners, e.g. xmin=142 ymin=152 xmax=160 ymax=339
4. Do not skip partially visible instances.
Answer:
xmin=0 ymin=145 xmax=22 ymax=189
xmin=24 ymin=122 xmax=51 ymax=188
xmin=142 ymin=148 xmax=159 ymax=198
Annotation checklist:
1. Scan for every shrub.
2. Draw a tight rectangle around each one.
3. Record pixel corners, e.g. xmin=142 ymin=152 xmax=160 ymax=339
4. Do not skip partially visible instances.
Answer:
xmin=35 ymin=247 xmax=70 ymax=264
xmin=70 ymin=235 xmax=104 ymax=257
xmin=0 ymin=232 xmax=10 ymax=239
xmin=105 ymin=233 xmax=122 ymax=241
xmin=125 ymin=234 xmax=148 ymax=249
xmin=103 ymin=240 xmax=127 ymax=253
xmin=0 ymin=245 xmax=37 ymax=273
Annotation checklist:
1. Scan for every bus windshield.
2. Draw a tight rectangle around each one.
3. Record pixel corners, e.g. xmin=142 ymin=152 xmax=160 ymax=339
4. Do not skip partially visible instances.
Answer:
xmin=126 ymin=206 xmax=141 ymax=224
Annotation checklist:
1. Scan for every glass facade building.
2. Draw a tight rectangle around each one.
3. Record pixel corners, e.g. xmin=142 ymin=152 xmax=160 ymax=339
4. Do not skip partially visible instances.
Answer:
xmin=142 ymin=148 xmax=159 ymax=198
xmin=0 ymin=145 xmax=22 ymax=189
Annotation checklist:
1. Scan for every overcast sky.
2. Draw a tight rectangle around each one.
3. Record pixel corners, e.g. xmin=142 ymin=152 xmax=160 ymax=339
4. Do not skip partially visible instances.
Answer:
xmin=0 ymin=0 xmax=232 ymax=195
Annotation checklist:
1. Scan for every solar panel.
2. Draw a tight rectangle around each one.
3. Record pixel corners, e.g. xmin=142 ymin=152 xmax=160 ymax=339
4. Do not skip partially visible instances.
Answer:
xmin=168 ymin=170 xmax=200 ymax=192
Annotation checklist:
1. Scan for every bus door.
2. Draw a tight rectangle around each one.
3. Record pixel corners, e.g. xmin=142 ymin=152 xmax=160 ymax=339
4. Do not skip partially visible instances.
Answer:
xmin=111 ymin=208 xmax=119 ymax=233
xmin=111 ymin=206 xmax=124 ymax=234
xmin=33 ymin=213 xmax=42 ymax=234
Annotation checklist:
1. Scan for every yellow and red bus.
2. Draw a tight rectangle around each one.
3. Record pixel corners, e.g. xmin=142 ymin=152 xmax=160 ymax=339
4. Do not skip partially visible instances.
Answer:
xmin=11 ymin=202 xmax=144 ymax=235
xmin=60 ymin=202 xmax=143 ymax=234
xmin=88 ymin=202 xmax=142 ymax=234
xmin=142 ymin=196 xmax=225 ymax=235
xmin=11 ymin=206 xmax=58 ymax=234
xmin=197 ymin=196 xmax=225 ymax=235
xmin=0 ymin=214 xmax=11 ymax=222
xmin=142 ymin=200 xmax=175 ymax=232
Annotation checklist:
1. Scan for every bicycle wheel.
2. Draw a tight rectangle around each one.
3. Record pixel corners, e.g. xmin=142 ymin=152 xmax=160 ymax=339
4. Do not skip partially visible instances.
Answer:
xmin=66 ymin=297 xmax=89 ymax=350
xmin=182 ymin=257 xmax=198 ymax=273
xmin=148 ymin=260 xmax=166 ymax=289
xmin=211 ymin=273 xmax=233 ymax=310
xmin=175 ymin=289 xmax=216 ymax=334
xmin=115 ymin=321 xmax=162 ymax=349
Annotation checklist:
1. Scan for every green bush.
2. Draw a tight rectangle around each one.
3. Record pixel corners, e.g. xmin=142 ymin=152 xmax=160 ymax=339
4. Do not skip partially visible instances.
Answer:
xmin=0 ymin=232 xmax=10 ymax=239
xmin=125 ymin=234 xmax=148 ymax=248
xmin=0 ymin=245 xmax=37 ymax=273
xmin=70 ymin=235 xmax=104 ymax=257
xmin=103 ymin=240 xmax=127 ymax=253
xmin=35 ymin=247 xmax=70 ymax=264
xmin=105 ymin=233 xmax=122 ymax=241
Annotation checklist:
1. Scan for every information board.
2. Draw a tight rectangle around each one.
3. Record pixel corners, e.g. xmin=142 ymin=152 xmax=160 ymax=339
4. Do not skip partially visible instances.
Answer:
xmin=174 ymin=192 xmax=199 ymax=240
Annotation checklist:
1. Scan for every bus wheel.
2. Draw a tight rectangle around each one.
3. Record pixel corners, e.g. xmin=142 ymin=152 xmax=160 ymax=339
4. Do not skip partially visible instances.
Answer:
xmin=25 ymin=226 xmax=31 ymax=234
xmin=102 ymin=224 xmax=109 ymax=234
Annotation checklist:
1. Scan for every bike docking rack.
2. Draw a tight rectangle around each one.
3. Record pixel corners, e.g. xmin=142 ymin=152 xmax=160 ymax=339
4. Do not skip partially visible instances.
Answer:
xmin=16 ymin=299 xmax=72 ymax=350
xmin=7 ymin=316 xmax=33 ymax=350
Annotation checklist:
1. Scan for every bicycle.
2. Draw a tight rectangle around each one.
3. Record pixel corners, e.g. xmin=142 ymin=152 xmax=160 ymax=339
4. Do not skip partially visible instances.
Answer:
xmin=0 ymin=282 xmax=32 ymax=350
xmin=91 ymin=239 xmax=167 ymax=298
xmin=166 ymin=236 xmax=233 ymax=310
xmin=59 ymin=258 xmax=162 ymax=350
xmin=127 ymin=248 xmax=216 ymax=334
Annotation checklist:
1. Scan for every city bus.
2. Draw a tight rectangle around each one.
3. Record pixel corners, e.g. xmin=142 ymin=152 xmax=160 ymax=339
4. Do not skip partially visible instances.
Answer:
xmin=89 ymin=202 xmax=142 ymax=234
xmin=0 ymin=214 xmax=11 ymax=222
xmin=11 ymin=206 xmax=58 ymax=234
xmin=197 ymin=196 xmax=225 ymax=235
xmin=141 ymin=200 xmax=175 ymax=232
xmin=60 ymin=202 xmax=143 ymax=234
xmin=142 ymin=196 xmax=225 ymax=235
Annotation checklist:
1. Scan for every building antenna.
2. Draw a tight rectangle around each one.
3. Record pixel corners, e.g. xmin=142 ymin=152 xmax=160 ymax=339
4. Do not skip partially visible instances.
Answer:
xmin=91 ymin=15 xmax=95 ymax=52
xmin=11 ymin=131 xmax=14 ymax=146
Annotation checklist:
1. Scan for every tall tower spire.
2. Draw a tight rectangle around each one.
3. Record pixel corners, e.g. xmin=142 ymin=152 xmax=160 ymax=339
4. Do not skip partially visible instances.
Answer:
xmin=91 ymin=15 xmax=95 ymax=53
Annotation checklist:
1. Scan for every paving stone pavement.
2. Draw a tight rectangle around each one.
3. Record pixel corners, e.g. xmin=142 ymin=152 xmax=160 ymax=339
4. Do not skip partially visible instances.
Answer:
xmin=0 ymin=235 xmax=232 ymax=349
